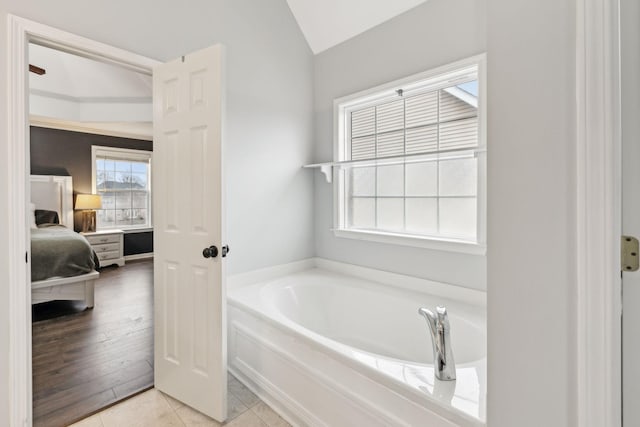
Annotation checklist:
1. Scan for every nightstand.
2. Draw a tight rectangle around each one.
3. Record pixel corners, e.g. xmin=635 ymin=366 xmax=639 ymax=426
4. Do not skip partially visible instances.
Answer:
xmin=81 ymin=229 xmax=125 ymax=267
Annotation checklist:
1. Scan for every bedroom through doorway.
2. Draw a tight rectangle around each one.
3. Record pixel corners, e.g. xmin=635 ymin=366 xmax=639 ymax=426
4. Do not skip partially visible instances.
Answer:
xmin=28 ymin=42 xmax=155 ymax=427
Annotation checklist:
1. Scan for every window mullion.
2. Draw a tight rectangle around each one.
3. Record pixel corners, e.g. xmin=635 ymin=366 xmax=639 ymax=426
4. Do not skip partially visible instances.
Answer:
xmin=436 ymin=89 xmax=441 ymax=235
xmin=374 ymin=105 xmax=378 ymax=229
xmin=403 ymin=96 xmax=407 ymax=232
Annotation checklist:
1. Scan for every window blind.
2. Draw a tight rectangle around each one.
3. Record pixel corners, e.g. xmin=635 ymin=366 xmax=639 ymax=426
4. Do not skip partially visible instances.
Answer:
xmin=349 ymin=84 xmax=478 ymax=161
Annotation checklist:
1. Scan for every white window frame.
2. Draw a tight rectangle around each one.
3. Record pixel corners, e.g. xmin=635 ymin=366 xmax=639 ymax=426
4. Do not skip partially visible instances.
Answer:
xmin=91 ymin=145 xmax=153 ymax=231
xmin=332 ymin=54 xmax=486 ymax=255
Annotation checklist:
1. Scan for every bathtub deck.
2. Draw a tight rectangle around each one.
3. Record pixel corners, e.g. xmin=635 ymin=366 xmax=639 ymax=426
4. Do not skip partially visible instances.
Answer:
xmin=228 ymin=265 xmax=487 ymax=427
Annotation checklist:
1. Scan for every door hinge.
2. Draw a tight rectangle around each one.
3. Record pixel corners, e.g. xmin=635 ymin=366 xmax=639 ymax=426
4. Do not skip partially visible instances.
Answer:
xmin=622 ymin=236 xmax=639 ymax=272
xmin=25 ymin=251 xmax=28 ymax=263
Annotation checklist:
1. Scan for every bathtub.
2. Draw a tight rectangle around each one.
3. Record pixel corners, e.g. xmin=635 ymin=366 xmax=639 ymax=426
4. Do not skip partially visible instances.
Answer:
xmin=228 ymin=259 xmax=486 ymax=427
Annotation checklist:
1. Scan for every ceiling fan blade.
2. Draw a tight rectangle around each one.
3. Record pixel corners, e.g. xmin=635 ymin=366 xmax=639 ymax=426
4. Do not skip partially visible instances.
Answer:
xmin=29 ymin=64 xmax=46 ymax=75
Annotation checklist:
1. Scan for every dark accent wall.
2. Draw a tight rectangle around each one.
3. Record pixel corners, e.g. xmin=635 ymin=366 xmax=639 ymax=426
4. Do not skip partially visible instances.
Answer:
xmin=30 ymin=126 xmax=153 ymax=256
xmin=124 ymin=232 xmax=153 ymax=256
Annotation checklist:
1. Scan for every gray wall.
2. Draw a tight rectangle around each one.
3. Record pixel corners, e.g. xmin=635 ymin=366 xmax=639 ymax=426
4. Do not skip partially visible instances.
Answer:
xmin=0 ymin=0 xmax=314 ymax=421
xmin=30 ymin=126 xmax=154 ymax=256
xmin=314 ymin=0 xmax=581 ymax=425
xmin=487 ymin=0 xmax=577 ymax=425
xmin=313 ymin=0 xmax=487 ymax=291
xmin=5 ymin=0 xmax=315 ymax=275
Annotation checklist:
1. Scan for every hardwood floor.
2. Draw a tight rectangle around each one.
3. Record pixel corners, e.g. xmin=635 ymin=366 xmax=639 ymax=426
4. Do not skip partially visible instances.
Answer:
xmin=32 ymin=259 xmax=154 ymax=427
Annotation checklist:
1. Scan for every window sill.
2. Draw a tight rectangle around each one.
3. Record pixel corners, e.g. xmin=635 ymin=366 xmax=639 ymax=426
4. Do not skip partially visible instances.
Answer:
xmin=97 ymin=227 xmax=153 ymax=234
xmin=333 ymin=228 xmax=486 ymax=255
xmin=122 ymin=227 xmax=153 ymax=234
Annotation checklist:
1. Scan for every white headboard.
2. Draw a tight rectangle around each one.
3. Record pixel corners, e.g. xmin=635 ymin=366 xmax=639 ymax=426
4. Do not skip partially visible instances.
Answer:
xmin=30 ymin=175 xmax=74 ymax=227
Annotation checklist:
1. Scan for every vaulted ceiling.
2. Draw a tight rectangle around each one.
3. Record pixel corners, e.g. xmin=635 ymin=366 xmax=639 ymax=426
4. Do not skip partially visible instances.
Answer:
xmin=285 ymin=0 xmax=429 ymax=54
xmin=27 ymin=0 xmax=429 ymax=129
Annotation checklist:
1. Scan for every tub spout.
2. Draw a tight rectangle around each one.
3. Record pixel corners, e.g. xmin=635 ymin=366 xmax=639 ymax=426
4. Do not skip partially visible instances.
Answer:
xmin=418 ymin=306 xmax=456 ymax=381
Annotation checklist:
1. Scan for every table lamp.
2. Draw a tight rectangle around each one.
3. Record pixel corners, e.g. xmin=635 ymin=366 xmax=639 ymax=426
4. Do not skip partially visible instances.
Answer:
xmin=75 ymin=194 xmax=102 ymax=232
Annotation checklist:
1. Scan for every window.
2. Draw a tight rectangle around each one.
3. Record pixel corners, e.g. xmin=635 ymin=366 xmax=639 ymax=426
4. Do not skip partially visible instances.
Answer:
xmin=334 ymin=57 xmax=485 ymax=253
xmin=92 ymin=146 xmax=152 ymax=230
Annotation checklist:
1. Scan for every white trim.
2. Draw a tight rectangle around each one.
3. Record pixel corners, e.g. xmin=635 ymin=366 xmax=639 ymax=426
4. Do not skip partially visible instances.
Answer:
xmin=332 ymin=54 xmax=486 ymax=110
xmin=332 ymin=228 xmax=486 ymax=255
xmin=124 ymin=252 xmax=154 ymax=262
xmin=575 ymin=0 xmax=622 ymax=426
xmin=123 ymin=227 xmax=153 ymax=234
xmin=476 ymin=56 xmax=488 ymax=246
xmin=30 ymin=115 xmax=153 ymax=141
xmin=91 ymin=145 xmax=153 ymax=231
xmin=30 ymin=89 xmax=152 ymax=104
xmin=331 ymin=54 xmax=487 ymax=251
xmin=8 ymin=15 xmax=32 ymax=427
xmin=7 ymin=14 xmax=160 ymax=427
xmin=91 ymin=145 xmax=153 ymax=163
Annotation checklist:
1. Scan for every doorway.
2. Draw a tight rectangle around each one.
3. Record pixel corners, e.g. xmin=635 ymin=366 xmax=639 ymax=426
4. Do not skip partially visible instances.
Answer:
xmin=28 ymin=42 xmax=156 ymax=426
xmin=8 ymin=15 xmax=229 ymax=426
xmin=6 ymin=16 xmax=161 ymax=427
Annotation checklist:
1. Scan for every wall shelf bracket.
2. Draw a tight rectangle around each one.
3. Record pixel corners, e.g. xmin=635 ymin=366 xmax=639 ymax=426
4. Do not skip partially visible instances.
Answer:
xmin=303 ymin=162 xmax=333 ymax=183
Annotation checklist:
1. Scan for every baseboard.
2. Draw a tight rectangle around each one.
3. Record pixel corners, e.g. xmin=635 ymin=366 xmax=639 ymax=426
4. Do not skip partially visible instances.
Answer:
xmin=124 ymin=252 xmax=153 ymax=261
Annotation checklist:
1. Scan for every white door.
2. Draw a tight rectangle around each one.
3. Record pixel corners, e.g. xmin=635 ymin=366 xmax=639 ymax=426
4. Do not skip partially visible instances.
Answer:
xmin=622 ymin=0 xmax=640 ymax=424
xmin=153 ymin=44 xmax=227 ymax=421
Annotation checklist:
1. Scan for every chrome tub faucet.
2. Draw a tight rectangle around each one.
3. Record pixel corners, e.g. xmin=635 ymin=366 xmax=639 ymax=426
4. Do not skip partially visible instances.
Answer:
xmin=419 ymin=306 xmax=456 ymax=381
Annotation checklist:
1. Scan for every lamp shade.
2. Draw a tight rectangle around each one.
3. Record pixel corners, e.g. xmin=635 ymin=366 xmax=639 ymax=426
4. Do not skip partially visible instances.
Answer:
xmin=75 ymin=194 xmax=102 ymax=210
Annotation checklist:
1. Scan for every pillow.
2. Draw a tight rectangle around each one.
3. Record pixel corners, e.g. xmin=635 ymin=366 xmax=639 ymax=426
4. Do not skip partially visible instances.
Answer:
xmin=35 ymin=209 xmax=60 ymax=226
xmin=29 ymin=203 xmax=37 ymax=229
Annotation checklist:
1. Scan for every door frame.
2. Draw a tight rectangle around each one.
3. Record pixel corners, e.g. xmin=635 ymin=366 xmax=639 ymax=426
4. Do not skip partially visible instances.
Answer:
xmin=575 ymin=0 xmax=622 ymax=426
xmin=6 ymin=15 xmax=160 ymax=426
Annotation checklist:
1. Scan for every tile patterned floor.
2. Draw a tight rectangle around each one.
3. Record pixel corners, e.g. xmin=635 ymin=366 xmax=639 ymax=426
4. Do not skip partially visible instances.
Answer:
xmin=70 ymin=374 xmax=291 ymax=427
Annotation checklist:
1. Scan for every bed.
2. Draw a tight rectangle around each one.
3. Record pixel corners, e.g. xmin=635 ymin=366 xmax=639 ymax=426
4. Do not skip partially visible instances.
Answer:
xmin=30 ymin=175 xmax=99 ymax=308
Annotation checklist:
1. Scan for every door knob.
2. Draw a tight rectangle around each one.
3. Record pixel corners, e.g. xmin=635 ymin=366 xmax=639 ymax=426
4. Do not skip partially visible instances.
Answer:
xmin=222 ymin=245 xmax=230 ymax=258
xmin=202 ymin=245 xmax=218 ymax=258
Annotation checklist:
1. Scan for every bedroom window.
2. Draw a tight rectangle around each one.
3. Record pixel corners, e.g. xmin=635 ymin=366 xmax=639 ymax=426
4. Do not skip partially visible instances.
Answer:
xmin=92 ymin=146 xmax=152 ymax=230
xmin=333 ymin=56 xmax=486 ymax=254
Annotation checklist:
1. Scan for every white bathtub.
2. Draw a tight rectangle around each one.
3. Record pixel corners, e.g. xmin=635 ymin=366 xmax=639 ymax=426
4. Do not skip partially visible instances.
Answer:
xmin=228 ymin=260 xmax=486 ymax=427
